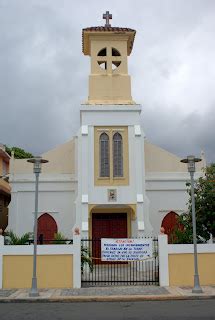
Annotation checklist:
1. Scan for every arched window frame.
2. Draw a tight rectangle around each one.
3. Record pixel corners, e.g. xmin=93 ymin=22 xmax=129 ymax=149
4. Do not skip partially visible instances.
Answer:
xmin=99 ymin=132 xmax=110 ymax=177
xmin=113 ymin=132 xmax=123 ymax=177
xmin=95 ymin=127 xmax=128 ymax=186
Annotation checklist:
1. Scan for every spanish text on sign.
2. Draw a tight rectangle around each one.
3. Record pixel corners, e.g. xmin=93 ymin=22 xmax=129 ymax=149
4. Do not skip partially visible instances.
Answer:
xmin=101 ymin=238 xmax=153 ymax=261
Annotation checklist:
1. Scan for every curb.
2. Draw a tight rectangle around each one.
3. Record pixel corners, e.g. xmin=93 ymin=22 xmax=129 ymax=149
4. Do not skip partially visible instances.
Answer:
xmin=0 ymin=295 xmax=215 ymax=303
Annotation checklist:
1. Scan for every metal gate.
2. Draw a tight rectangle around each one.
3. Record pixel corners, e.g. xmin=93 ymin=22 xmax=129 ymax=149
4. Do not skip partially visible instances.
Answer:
xmin=81 ymin=238 xmax=159 ymax=287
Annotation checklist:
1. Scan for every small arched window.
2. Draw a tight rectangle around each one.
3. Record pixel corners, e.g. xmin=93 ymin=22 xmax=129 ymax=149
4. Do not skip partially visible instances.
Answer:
xmin=100 ymin=133 xmax=110 ymax=177
xmin=113 ymin=132 xmax=123 ymax=177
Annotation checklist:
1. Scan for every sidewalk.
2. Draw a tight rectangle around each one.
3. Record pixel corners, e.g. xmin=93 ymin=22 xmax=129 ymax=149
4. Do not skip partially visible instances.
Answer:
xmin=0 ymin=286 xmax=215 ymax=302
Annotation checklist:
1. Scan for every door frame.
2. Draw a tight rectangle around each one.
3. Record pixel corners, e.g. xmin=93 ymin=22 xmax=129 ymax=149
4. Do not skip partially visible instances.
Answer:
xmin=89 ymin=206 xmax=133 ymax=239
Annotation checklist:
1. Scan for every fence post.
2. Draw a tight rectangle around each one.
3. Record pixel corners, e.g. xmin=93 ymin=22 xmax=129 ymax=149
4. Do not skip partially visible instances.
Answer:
xmin=158 ymin=232 xmax=169 ymax=286
xmin=0 ymin=230 xmax=4 ymax=289
xmin=73 ymin=228 xmax=81 ymax=288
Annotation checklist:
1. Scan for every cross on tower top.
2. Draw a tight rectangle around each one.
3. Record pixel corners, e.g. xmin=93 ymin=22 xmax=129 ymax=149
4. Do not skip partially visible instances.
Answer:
xmin=103 ymin=11 xmax=112 ymax=27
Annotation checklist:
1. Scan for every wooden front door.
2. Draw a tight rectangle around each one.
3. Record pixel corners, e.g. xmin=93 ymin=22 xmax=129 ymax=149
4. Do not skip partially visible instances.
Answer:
xmin=92 ymin=212 xmax=127 ymax=263
xmin=37 ymin=213 xmax=57 ymax=243
xmin=161 ymin=211 xmax=179 ymax=243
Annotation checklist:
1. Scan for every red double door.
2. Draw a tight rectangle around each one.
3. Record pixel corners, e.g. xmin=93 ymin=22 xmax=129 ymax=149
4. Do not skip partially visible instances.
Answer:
xmin=92 ymin=212 xmax=127 ymax=263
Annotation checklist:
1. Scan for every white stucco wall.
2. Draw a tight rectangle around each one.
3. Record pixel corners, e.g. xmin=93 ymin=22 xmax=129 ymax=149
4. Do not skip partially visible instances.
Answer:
xmin=8 ymin=174 xmax=77 ymax=238
xmin=8 ymin=104 xmax=204 ymax=237
xmin=145 ymin=172 xmax=202 ymax=235
xmin=77 ymin=105 xmax=153 ymax=236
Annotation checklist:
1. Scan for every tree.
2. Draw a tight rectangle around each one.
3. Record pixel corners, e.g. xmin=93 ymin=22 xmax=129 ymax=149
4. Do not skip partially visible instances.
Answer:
xmin=173 ymin=163 xmax=215 ymax=243
xmin=194 ymin=163 xmax=215 ymax=238
xmin=5 ymin=146 xmax=33 ymax=159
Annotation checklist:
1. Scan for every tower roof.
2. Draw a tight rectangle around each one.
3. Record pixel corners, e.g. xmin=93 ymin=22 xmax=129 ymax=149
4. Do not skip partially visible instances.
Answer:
xmin=82 ymin=26 xmax=136 ymax=56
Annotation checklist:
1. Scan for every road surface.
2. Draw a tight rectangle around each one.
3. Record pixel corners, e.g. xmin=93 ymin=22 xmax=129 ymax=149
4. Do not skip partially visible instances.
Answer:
xmin=0 ymin=300 xmax=214 ymax=320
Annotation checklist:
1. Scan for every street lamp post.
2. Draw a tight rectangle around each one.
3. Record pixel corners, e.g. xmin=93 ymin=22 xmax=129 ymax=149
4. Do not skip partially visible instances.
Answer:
xmin=180 ymin=155 xmax=203 ymax=293
xmin=27 ymin=156 xmax=48 ymax=297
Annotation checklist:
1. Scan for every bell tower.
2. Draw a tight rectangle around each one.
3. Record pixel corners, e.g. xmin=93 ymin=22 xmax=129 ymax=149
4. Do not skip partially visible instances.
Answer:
xmin=82 ymin=12 xmax=136 ymax=105
xmin=77 ymin=12 xmax=153 ymax=239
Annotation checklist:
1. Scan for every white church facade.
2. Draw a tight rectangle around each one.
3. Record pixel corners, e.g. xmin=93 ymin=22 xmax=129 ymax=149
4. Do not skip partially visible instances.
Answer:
xmin=8 ymin=16 xmax=204 ymax=241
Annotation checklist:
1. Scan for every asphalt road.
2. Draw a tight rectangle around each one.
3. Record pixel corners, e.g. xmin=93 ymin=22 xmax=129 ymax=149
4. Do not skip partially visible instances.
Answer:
xmin=0 ymin=300 xmax=214 ymax=320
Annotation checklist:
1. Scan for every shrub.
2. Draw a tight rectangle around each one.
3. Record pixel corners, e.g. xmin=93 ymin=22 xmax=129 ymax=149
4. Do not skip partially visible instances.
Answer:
xmin=4 ymin=231 xmax=31 ymax=245
xmin=81 ymin=244 xmax=93 ymax=273
xmin=52 ymin=232 xmax=67 ymax=244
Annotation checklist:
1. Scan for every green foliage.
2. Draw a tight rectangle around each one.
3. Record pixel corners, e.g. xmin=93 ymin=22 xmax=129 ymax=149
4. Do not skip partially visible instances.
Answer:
xmin=171 ymin=214 xmax=205 ymax=244
xmin=5 ymin=230 xmax=31 ymax=245
xmin=81 ymin=244 xmax=93 ymax=273
xmin=52 ymin=232 xmax=67 ymax=244
xmin=172 ymin=163 xmax=215 ymax=243
xmin=44 ymin=233 xmax=93 ymax=272
xmin=4 ymin=230 xmax=94 ymax=272
xmin=48 ymin=233 xmax=93 ymax=271
xmin=193 ymin=163 xmax=215 ymax=238
xmin=5 ymin=146 xmax=33 ymax=159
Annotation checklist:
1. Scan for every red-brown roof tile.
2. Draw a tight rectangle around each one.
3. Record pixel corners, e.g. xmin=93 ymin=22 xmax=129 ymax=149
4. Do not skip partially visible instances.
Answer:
xmin=83 ymin=26 xmax=136 ymax=32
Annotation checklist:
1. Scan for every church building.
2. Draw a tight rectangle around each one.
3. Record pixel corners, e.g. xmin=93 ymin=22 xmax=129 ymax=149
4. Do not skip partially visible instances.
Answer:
xmin=8 ymin=13 xmax=204 ymax=241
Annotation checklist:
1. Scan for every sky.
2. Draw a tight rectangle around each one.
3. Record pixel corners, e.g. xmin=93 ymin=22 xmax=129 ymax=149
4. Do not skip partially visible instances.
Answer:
xmin=0 ymin=0 xmax=214 ymax=163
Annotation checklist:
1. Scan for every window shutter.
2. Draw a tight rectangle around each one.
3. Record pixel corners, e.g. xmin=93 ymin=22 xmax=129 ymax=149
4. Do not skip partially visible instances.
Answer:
xmin=99 ymin=133 xmax=110 ymax=177
xmin=113 ymin=132 xmax=123 ymax=177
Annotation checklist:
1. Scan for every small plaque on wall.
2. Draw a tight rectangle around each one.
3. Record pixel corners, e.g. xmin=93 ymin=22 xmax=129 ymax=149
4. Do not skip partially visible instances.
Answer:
xmin=108 ymin=189 xmax=117 ymax=202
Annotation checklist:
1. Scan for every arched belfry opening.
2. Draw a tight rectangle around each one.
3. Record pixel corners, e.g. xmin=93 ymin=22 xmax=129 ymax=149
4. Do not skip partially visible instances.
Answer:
xmin=97 ymin=47 xmax=122 ymax=71
xmin=98 ymin=48 xmax=107 ymax=56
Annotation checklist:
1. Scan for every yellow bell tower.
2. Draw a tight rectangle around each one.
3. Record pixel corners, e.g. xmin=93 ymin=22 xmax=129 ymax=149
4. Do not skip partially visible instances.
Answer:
xmin=82 ymin=11 xmax=136 ymax=105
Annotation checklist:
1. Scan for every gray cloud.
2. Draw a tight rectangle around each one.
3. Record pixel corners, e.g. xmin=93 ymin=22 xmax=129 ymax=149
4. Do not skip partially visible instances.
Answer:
xmin=0 ymin=0 xmax=214 ymax=163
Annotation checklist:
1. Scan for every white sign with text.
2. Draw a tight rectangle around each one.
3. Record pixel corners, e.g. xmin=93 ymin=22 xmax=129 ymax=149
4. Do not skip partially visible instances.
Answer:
xmin=101 ymin=238 xmax=153 ymax=261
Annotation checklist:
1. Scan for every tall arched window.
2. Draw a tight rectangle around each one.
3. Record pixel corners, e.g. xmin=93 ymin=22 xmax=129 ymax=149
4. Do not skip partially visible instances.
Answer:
xmin=100 ymin=133 xmax=110 ymax=177
xmin=113 ymin=132 xmax=123 ymax=177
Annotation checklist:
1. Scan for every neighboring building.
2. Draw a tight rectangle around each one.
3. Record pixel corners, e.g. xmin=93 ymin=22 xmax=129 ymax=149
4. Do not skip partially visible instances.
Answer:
xmin=0 ymin=144 xmax=10 ymax=231
xmin=8 ymin=15 xmax=204 ymax=240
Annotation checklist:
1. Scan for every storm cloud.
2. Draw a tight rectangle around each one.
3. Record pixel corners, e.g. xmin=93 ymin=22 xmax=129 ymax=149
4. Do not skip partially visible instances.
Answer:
xmin=0 ymin=0 xmax=214 ymax=162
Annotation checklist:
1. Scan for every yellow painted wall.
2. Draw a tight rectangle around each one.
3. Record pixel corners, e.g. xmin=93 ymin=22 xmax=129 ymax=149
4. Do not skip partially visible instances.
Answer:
xmin=87 ymin=35 xmax=134 ymax=104
xmin=144 ymin=140 xmax=203 ymax=173
xmin=0 ymin=178 xmax=11 ymax=193
xmin=169 ymin=253 xmax=215 ymax=286
xmin=3 ymin=255 xmax=73 ymax=289
xmin=12 ymin=139 xmax=75 ymax=174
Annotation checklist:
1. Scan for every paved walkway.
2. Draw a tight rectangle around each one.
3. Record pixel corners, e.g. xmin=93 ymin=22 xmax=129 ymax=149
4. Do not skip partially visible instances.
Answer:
xmin=0 ymin=286 xmax=215 ymax=302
